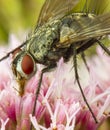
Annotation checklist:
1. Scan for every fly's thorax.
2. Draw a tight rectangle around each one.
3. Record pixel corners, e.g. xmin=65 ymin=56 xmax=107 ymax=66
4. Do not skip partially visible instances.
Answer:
xmin=26 ymin=20 xmax=62 ymax=64
xmin=12 ymin=50 xmax=37 ymax=80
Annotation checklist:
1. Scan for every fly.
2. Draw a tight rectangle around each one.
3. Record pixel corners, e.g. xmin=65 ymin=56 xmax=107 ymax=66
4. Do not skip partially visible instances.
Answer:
xmin=0 ymin=0 xmax=110 ymax=125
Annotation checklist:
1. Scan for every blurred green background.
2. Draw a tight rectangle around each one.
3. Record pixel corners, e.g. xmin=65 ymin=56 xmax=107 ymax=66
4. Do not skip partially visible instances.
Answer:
xmin=0 ymin=0 xmax=44 ymax=44
xmin=0 ymin=0 xmax=110 ymax=45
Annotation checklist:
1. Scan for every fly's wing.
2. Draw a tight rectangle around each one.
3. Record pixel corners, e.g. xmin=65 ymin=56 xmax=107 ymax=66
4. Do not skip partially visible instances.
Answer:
xmin=58 ymin=0 xmax=110 ymax=47
xmin=37 ymin=0 xmax=79 ymax=26
xmin=68 ymin=13 xmax=110 ymax=43
xmin=72 ymin=0 xmax=110 ymax=15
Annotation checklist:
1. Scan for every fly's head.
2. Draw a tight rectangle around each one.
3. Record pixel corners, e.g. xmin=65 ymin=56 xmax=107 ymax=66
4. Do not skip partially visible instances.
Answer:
xmin=12 ymin=49 xmax=37 ymax=95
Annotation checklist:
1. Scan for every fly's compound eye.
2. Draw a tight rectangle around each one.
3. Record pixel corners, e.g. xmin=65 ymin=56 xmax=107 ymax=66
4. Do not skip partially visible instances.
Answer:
xmin=12 ymin=51 xmax=37 ymax=80
xmin=21 ymin=54 xmax=34 ymax=75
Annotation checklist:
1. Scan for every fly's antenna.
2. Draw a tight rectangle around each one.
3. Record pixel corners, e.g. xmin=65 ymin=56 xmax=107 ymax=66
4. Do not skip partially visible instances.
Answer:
xmin=0 ymin=41 xmax=28 ymax=62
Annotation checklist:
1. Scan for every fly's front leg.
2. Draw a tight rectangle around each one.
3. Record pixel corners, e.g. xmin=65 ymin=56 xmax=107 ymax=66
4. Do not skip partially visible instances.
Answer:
xmin=30 ymin=64 xmax=56 ymax=129
xmin=32 ymin=64 xmax=56 ymax=116
xmin=73 ymin=44 xmax=98 ymax=123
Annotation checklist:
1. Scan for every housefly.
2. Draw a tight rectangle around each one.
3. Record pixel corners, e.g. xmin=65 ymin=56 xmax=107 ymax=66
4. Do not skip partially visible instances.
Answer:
xmin=0 ymin=0 xmax=110 ymax=124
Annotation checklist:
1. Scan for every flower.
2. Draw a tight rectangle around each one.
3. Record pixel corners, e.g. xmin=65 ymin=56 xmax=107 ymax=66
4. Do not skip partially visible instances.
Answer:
xmin=0 ymin=34 xmax=110 ymax=130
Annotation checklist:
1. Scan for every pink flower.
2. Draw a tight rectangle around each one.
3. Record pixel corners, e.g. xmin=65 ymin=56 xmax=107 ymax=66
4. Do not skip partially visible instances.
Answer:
xmin=0 ymin=118 xmax=9 ymax=130
xmin=0 ymin=34 xmax=110 ymax=130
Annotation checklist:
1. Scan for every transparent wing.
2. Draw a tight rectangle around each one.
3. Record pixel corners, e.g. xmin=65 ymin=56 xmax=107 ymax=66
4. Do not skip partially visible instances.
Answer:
xmin=72 ymin=0 xmax=110 ymax=15
xmin=60 ymin=13 xmax=110 ymax=46
xmin=71 ymin=13 xmax=110 ymax=42
xmin=58 ymin=0 xmax=110 ymax=47
xmin=37 ymin=0 xmax=79 ymax=25
xmin=87 ymin=0 xmax=110 ymax=14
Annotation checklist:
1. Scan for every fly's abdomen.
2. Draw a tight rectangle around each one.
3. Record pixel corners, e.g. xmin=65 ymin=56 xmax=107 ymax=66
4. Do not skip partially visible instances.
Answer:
xmin=59 ymin=12 xmax=110 ymax=48
xmin=61 ymin=13 xmax=96 ymax=29
xmin=59 ymin=13 xmax=97 ymax=46
xmin=71 ymin=13 xmax=96 ymax=29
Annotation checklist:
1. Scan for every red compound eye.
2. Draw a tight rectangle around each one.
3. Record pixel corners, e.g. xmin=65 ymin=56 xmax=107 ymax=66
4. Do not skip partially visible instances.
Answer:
xmin=21 ymin=54 xmax=34 ymax=75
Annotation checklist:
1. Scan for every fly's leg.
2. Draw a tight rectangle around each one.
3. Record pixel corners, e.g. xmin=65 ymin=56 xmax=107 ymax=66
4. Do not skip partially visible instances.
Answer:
xmin=96 ymin=39 xmax=110 ymax=55
xmin=73 ymin=44 xmax=98 ymax=123
xmin=77 ymin=39 xmax=110 ymax=56
xmin=31 ymin=64 xmax=56 ymax=129
xmin=81 ymin=52 xmax=89 ymax=71
xmin=76 ymin=39 xmax=96 ymax=55
xmin=80 ymin=38 xmax=110 ymax=72
xmin=0 ymin=41 xmax=28 ymax=62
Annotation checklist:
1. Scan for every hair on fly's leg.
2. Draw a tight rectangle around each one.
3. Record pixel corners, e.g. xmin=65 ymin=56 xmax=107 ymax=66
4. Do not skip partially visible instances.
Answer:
xmin=72 ymin=44 xmax=98 ymax=123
